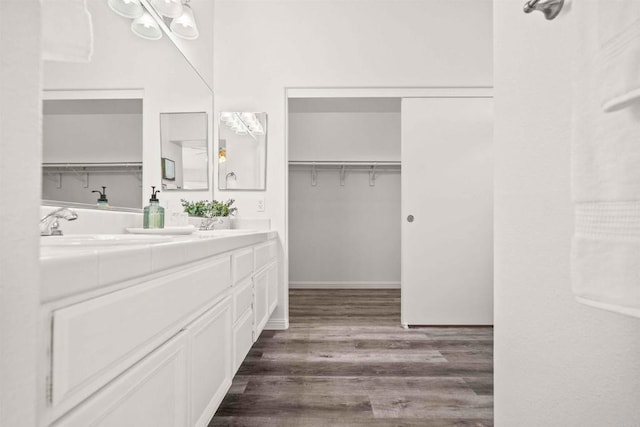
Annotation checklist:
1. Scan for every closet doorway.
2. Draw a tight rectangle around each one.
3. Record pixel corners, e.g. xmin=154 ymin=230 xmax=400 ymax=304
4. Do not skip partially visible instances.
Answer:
xmin=285 ymin=87 xmax=493 ymax=327
xmin=287 ymin=97 xmax=402 ymax=290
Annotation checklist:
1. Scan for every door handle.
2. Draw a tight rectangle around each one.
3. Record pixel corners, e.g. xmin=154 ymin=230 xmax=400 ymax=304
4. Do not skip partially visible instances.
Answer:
xmin=407 ymin=215 xmax=414 ymax=223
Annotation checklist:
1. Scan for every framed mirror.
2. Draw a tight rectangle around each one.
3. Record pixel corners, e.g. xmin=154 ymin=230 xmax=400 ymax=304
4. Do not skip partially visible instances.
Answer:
xmin=218 ymin=112 xmax=267 ymax=191
xmin=160 ymin=112 xmax=209 ymax=191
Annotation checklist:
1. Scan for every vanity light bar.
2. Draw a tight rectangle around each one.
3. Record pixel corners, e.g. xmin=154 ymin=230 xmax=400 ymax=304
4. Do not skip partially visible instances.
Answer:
xmin=110 ymin=0 xmax=199 ymax=41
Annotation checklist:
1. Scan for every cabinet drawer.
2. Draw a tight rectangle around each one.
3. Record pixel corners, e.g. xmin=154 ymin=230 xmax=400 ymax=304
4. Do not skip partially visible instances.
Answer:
xmin=51 ymin=256 xmax=231 ymax=411
xmin=233 ymin=278 xmax=253 ymax=323
xmin=254 ymin=240 xmax=277 ymax=271
xmin=232 ymin=247 xmax=254 ymax=285
xmin=233 ymin=309 xmax=254 ymax=374
xmin=53 ymin=332 xmax=188 ymax=427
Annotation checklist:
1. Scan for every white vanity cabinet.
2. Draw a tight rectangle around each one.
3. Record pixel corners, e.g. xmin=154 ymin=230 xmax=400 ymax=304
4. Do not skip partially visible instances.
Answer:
xmin=40 ymin=233 xmax=280 ymax=427
xmin=53 ymin=332 xmax=189 ymax=427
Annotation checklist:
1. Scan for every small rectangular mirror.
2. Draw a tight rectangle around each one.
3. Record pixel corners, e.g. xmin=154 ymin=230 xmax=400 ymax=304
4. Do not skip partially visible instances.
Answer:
xmin=160 ymin=112 xmax=209 ymax=191
xmin=218 ymin=112 xmax=267 ymax=191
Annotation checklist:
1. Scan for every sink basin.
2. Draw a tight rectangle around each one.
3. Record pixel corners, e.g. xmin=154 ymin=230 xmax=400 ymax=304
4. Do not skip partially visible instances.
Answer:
xmin=41 ymin=234 xmax=173 ymax=247
xmin=195 ymin=229 xmax=258 ymax=238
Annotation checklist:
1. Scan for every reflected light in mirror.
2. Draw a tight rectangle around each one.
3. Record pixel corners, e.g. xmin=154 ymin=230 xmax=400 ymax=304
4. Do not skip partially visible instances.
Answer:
xmin=108 ymin=0 xmax=144 ymax=19
xmin=170 ymin=3 xmax=199 ymax=40
xmin=131 ymin=11 xmax=163 ymax=40
xmin=150 ymin=0 xmax=184 ymax=18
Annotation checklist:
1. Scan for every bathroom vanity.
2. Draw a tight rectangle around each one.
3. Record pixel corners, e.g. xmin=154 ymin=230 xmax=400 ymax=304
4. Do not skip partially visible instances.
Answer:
xmin=38 ymin=230 xmax=278 ymax=427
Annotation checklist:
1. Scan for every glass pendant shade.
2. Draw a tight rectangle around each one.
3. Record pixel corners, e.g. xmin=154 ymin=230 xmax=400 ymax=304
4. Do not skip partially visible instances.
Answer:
xmin=150 ymin=0 xmax=184 ymax=18
xmin=170 ymin=4 xmax=199 ymax=40
xmin=108 ymin=0 xmax=144 ymax=18
xmin=131 ymin=12 xmax=163 ymax=40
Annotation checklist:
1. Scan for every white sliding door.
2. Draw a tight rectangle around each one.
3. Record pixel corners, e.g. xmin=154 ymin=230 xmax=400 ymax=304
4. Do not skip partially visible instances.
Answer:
xmin=401 ymin=97 xmax=493 ymax=326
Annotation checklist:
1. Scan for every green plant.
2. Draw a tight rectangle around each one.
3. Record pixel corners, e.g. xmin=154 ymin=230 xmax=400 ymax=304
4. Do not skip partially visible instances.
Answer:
xmin=181 ymin=199 xmax=237 ymax=217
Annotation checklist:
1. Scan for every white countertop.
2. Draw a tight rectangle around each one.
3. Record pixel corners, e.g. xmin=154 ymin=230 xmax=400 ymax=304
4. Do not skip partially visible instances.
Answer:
xmin=40 ymin=230 xmax=278 ymax=303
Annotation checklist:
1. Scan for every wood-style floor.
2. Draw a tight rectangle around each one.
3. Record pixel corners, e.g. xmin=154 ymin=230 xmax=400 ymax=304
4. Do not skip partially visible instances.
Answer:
xmin=209 ymin=289 xmax=493 ymax=426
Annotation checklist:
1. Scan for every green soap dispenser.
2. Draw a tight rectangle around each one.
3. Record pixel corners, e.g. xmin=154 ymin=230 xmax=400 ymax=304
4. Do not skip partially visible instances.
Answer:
xmin=92 ymin=186 xmax=109 ymax=208
xmin=143 ymin=186 xmax=165 ymax=229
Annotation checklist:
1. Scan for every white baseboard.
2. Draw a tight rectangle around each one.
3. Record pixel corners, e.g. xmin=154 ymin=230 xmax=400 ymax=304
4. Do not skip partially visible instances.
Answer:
xmin=265 ymin=317 xmax=289 ymax=330
xmin=289 ymin=281 xmax=401 ymax=289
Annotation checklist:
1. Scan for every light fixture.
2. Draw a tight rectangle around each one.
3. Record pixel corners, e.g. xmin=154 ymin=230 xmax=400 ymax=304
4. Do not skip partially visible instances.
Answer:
xmin=218 ymin=147 xmax=227 ymax=163
xmin=131 ymin=11 xmax=163 ymax=40
xmin=150 ymin=0 xmax=184 ymax=18
xmin=108 ymin=0 xmax=144 ymax=18
xmin=170 ymin=2 xmax=199 ymax=40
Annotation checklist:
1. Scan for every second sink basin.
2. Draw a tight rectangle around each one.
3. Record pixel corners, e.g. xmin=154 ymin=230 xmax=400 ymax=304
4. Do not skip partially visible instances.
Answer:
xmin=41 ymin=234 xmax=173 ymax=247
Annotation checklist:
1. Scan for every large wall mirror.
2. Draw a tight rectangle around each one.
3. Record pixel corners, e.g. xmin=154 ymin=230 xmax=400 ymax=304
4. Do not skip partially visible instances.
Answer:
xmin=160 ymin=112 xmax=208 ymax=191
xmin=42 ymin=0 xmax=213 ymax=211
xmin=218 ymin=112 xmax=267 ymax=191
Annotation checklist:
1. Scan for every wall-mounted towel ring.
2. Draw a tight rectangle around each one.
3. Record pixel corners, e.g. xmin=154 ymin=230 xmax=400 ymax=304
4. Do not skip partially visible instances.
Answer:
xmin=523 ymin=0 xmax=564 ymax=20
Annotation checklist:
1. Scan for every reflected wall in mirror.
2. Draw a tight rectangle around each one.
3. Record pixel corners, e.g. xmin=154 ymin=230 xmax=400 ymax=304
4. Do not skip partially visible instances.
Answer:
xmin=218 ymin=112 xmax=267 ymax=191
xmin=42 ymin=96 xmax=143 ymax=209
xmin=160 ymin=112 xmax=209 ymax=191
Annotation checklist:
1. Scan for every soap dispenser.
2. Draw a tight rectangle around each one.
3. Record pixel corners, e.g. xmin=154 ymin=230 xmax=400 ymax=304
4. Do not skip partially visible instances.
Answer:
xmin=92 ymin=186 xmax=109 ymax=208
xmin=143 ymin=186 xmax=165 ymax=229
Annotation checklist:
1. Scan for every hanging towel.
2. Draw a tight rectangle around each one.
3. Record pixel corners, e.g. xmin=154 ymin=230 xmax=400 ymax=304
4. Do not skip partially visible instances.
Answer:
xmin=571 ymin=0 xmax=640 ymax=318
xmin=41 ymin=0 xmax=93 ymax=62
xmin=597 ymin=1 xmax=640 ymax=112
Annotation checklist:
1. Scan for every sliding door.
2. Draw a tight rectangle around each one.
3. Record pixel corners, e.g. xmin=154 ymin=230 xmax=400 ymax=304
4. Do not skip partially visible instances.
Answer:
xmin=401 ymin=97 xmax=493 ymax=325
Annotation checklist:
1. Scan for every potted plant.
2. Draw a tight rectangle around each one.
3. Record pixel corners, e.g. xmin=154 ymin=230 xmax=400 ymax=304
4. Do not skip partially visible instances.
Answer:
xmin=180 ymin=198 xmax=237 ymax=230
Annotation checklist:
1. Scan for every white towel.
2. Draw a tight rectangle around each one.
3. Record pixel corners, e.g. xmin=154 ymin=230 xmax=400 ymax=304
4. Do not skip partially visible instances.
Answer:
xmin=42 ymin=0 xmax=93 ymax=62
xmin=597 ymin=1 xmax=640 ymax=112
xmin=572 ymin=0 xmax=640 ymax=318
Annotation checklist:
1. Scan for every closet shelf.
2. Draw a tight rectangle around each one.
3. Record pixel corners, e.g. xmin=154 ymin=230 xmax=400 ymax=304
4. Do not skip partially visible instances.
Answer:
xmin=43 ymin=162 xmax=142 ymax=174
xmin=42 ymin=162 xmax=143 ymax=188
xmin=289 ymin=160 xmax=400 ymax=187
xmin=288 ymin=160 xmax=401 ymax=167
xmin=43 ymin=162 xmax=143 ymax=168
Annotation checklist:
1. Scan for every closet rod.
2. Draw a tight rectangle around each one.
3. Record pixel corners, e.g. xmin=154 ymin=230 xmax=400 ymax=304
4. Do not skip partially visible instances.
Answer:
xmin=289 ymin=161 xmax=400 ymax=167
xmin=43 ymin=162 xmax=143 ymax=168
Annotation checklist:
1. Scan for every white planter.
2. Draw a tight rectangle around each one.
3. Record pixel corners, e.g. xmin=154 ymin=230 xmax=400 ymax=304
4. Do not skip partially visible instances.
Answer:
xmin=190 ymin=216 xmax=232 ymax=230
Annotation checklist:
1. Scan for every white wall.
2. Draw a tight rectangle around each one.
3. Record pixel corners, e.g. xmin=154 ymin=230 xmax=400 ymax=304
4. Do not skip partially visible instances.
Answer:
xmin=214 ymin=0 xmax=493 ymax=325
xmin=0 ymin=1 xmax=41 ymax=426
xmin=44 ymin=0 xmax=213 ymax=213
xmin=494 ymin=1 xmax=640 ymax=425
xmin=289 ymin=168 xmax=401 ymax=286
xmin=288 ymin=98 xmax=401 ymax=161
xmin=288 ymin=98 xmax=401 ymax=286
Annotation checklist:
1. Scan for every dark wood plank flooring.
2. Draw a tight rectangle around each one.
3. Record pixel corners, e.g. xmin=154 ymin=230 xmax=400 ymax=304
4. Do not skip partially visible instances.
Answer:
xmin=209 ymin=289 xmax=493 ymax=426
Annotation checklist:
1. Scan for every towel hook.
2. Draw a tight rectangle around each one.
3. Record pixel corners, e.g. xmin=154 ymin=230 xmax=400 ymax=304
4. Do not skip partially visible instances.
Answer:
xmin=523 ymin=0 xmax=564 ymax=20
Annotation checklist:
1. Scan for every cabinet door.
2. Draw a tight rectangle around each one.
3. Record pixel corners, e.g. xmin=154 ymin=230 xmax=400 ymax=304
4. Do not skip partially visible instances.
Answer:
xmin=401 ymin=97 xmax=493 ymax=326
xmin=53 ymin=332 xmax=188 ymax=427
xmin=266 ymin=262 xmax=278 ymax=316
xmin=187 ymin=297 xmax=232 ymax=427
xmin=253 ymin=269 xmax=269 ymax=338
xmin=232 ymin=308 xmax=254 ymax=374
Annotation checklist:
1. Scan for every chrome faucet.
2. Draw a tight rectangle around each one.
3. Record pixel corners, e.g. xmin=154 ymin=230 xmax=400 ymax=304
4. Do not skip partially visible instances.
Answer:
xmin=40 ymin=207 xmax=78 ymax=236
